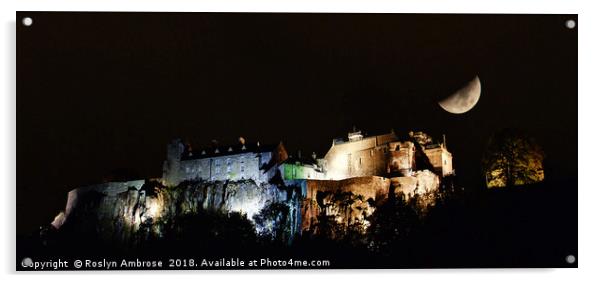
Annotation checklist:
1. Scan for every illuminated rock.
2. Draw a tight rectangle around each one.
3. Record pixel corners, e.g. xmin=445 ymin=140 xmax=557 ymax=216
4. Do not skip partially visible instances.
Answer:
xmin=52 ymin=179 xmax=302 ymax=246
xmin=301 ymin=173 xmax=440 ymax=235
xmin=301 ymin=177 xmax=390 ymax=234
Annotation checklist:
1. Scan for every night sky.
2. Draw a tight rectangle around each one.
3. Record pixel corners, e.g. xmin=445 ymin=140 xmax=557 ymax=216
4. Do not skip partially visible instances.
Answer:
xmin=17 ymin=13 xmax=577 ymax=234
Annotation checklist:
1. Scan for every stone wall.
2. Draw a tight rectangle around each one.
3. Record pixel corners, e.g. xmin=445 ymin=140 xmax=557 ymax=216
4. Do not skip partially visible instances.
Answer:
xmin=162 ymin=139 xmax=186 ymax=186
xmin=179 ymin=152 xmax=264 ymax=183
xmin=164 ymin=141 xmax=289 ymax=186
xmin=323 ymin=135 xmax=393 ymax=180
xmin=390 ymin=170 xmax=440 ymax=199
xmin=388 ymin=141 xmax=415 ymax=176
xmin=424 ymin=145 xmax=453 ymax=177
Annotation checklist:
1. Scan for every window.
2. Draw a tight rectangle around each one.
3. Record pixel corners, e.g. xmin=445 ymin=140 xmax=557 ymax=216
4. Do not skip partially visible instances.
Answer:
xmin=227 ymin=158 xmax=232 ymax=173
xmin=240 ymin=160 xmax=245 ymax=172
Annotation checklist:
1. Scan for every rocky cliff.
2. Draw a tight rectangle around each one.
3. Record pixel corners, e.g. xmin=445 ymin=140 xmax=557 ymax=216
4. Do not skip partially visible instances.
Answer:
xmin=301 ymin=171 xmax=440 ymax=237
xmin=51 ymin=179 xmax=302 ymax=248
xmin=49 ymin=171 xmax=441 ymax=250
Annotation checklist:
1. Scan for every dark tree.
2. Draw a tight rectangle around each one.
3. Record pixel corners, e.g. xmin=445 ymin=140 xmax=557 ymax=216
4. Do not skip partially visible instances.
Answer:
xmin=482 ymin=129 xmax=545 ymax=188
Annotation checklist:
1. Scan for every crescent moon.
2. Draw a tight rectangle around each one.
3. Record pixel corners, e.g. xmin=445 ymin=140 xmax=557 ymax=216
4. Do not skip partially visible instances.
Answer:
xmin=438 ymin=75 xmax=481 ymax=114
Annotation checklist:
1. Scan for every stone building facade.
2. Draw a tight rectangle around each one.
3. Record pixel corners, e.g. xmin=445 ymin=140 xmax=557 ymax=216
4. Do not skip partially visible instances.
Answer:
xmin=387 ymin=141 xmax=416 ymax=177
xmin=321 ymin=130 xmax=453 ymax=180
xmin=423 ymin=144 xmax=454 ymax=177
xmin=321 ymin=131 xmax=398 ymax=180
xmin=409 ymin=131 xmax=454 ymax=177
xmin=162 ymin=139 xmax=288 ymax=186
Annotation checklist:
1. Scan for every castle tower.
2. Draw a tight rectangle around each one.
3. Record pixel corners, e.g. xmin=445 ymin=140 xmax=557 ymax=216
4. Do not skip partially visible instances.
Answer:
xmin=423 ymin=144 xmax=454 ymax=177
xmin=387 ymin=141 xmax=416 ymax=177
xmin=162 ymin=138 xmax=185 ymax=186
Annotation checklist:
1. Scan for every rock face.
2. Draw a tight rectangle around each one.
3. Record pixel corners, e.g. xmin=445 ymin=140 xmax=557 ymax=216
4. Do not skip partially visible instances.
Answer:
xmin=301 ymin=177 xmax=390 ymax=234
xmin=391 ymin=170 xmax=440 ymax=200
xmin=51 ymin=180 xmax=146 ymax=230
xmin=300 ymin=173 xmax=440 ymax=236
xmin=51 ymin=173 xmax=441 ymax=247
xmin=54 ymin=179 xmax=303 ymax=247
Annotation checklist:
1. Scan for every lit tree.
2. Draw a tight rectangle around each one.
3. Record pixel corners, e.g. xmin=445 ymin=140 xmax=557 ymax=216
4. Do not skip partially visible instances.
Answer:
xmin=482 ymin=129 xmax=545 ymax=188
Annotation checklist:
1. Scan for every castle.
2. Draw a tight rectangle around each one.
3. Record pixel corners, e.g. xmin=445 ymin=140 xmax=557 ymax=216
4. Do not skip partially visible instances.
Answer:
xmin=162 ymin=130 xmax=453 ymax=186
xmin=50 ymin=129 xmax=454 ymax=237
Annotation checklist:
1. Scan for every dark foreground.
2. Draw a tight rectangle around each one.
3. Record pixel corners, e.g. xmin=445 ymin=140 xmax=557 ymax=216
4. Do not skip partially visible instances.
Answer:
xmin=17 ymin=179 xmax=577 ymax=270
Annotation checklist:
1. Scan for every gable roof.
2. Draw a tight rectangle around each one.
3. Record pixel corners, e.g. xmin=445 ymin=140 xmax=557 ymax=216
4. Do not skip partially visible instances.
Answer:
xmin=182 ymin=142 xmax=279 ymax=160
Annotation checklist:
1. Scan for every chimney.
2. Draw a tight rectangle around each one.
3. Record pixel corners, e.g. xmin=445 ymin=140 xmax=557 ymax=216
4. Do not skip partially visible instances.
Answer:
xmin=239 ymin=136 xmax=246 ymax=150
xmin=443 ymin=134 xmax=447 ymax=149
xmin=211 ymin=139 xmax=219 ymax=153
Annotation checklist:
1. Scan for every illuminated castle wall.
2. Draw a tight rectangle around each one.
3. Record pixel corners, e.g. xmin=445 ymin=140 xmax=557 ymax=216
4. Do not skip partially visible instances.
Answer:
xmin=321 ymin=130 xmax=453 ymax=180
xmin=321 ymin=131 xmax=397 ymax=180
xmin=387 ymin=141 xmax=416 ymax=177
xmin=423 ymin=144 xmax=453 ymax=177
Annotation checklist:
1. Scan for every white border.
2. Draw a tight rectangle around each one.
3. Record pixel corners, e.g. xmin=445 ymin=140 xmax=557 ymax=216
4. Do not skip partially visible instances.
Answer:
xmin=2 ymin=1 xmax=600 ymax=282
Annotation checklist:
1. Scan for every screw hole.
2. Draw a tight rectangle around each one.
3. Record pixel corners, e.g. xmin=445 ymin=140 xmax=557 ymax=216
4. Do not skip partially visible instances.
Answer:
xmin=21 ymin=257 xmax=33 ymax=267
xmin=566 ymin=254 xmax=576 ymax=264
xmin=22 ymin=17 xmax=33 ymax=27
xmin=565 ymin=19 xmax=576 ymax=29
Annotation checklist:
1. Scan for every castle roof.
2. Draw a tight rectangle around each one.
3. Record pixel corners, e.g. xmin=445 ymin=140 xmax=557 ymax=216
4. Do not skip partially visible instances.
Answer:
xmin=182 ymin=142 xmax=279 ymax=160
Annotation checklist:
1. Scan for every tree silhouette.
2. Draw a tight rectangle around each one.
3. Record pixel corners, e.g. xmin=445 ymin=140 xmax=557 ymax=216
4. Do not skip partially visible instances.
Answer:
xmin=482 ymin=128 xmax=545 ymax=188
